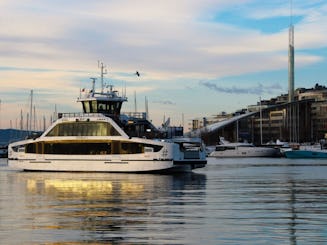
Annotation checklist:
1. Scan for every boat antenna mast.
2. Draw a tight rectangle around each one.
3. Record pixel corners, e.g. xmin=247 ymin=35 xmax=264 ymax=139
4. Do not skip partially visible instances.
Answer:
xmin=90 ymin=77 xmax=96 ymax=96
xmin=98 ymin=61 xmax=107 ymax=93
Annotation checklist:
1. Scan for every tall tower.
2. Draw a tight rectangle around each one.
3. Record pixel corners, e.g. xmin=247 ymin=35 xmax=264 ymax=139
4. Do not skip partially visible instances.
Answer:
xmin=288 ymin=25 xmax=294 ymax=102
xmin=288 ymin=1 xmax=295 ymax=102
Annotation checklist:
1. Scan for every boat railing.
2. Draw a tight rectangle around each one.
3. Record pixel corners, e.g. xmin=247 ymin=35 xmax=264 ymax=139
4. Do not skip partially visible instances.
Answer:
xmin=123 ymin=112 xmax=147 ymax=119
xmin=58 ymin=112 xmax=106 ymax=119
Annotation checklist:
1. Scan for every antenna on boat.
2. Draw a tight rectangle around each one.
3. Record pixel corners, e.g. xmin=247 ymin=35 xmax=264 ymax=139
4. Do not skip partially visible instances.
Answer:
xmin=98 ymin=61 xmax=107 ymax=93
xmin=145 ymin=96 xmax=149 ymax=120
xmin=134 ymin=91 xmax=137 ymax=112
xmin=20 ymin=109 xmax=23 ymax=130
xmin=90 ymin=77 xmax=96 ymax=96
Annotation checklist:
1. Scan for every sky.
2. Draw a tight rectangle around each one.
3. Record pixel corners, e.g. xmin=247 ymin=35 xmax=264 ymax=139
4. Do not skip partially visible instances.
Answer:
xmin=1 ymin=0 xmax=327 ymax=130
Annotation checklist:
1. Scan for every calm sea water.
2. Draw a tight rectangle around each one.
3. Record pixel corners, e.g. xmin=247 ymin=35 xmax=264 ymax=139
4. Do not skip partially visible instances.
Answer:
xmin=1 ymin=157 xmax=327 ymax=244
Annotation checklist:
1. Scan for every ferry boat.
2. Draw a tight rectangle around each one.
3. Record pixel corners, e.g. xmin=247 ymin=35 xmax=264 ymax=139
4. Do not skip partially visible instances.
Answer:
xmin=8 ymin=65 xmax=206 ymax=172
xmin=209 ymin=137 xmax=279 ymax=158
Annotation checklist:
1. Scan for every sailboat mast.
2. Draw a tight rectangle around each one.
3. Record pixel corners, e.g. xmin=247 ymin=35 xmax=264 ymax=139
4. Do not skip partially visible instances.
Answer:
xmin=260 ymin=97 xmax=263 ymax=145
xmin=33 ymin=105 xmax=36 ymax=131
xmin=98 ymin=61 xmax=107 ymax=93
xmin=20 ymin=109 xmax=23 ymax=130
xmin=29 ymin=90 xmax=33 ymax=132
xmin=134 ymin=91 xmax=137 ymax=112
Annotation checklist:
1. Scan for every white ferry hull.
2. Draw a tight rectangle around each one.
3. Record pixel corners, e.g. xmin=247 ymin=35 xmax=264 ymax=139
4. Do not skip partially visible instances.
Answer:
xmin=8 ymin=148 xmax=205 ymax=172
xmin=8 ymin=158 xmax=179 ymax=172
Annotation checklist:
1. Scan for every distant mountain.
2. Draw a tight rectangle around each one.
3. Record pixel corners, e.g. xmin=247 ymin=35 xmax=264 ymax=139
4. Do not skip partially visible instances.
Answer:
xmin=0 ymin=129 xmax=30 ymax=145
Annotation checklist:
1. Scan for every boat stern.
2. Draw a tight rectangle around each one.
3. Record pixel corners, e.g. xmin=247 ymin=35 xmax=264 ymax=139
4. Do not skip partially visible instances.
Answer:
xmin=171 ymin=138 xmax=207 ymax=171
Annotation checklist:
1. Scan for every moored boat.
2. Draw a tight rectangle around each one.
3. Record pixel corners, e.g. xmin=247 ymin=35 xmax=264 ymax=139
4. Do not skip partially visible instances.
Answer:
xmin=284 ymin=149 xmax=327 ymax=158
xmin=209 ymin=137 xmax=279 ymax=158
xmin=8 ymin=64 xmax=206 ymax=172
xmin=284 ymin=141 xmax=327 ymax=159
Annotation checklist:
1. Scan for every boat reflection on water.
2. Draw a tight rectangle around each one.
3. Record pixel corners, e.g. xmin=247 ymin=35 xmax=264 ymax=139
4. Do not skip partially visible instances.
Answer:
xmin=12 ymin=171 xmax=206 ymax=244
xmin=23 ymin=172 xmax=206 ymax=198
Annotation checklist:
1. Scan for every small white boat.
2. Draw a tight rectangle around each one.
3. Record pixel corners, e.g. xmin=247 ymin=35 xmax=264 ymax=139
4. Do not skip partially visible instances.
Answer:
xmin=209 ymin=137 xmax=279 ymax=158
xmin=8 ymin=64 xmax=206 ymax=172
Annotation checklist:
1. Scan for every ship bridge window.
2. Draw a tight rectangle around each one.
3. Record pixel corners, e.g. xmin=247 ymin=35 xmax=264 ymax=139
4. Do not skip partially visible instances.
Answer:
xmin=46 ymin=121 xmax=121 ymax=137
xmin=82 ymin=101 xmax=123 ymax=114
xmin=91 ymin=101 xmax=97 ymax=113
xmin=101 ymin=102 xmax=121 ymax=114
xmin=82 ymin=102 xmax=91 ymax=113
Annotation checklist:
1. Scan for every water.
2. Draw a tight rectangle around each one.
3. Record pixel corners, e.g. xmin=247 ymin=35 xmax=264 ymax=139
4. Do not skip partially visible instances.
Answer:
xmin=1 ymin=158 xmax=327 ymax=244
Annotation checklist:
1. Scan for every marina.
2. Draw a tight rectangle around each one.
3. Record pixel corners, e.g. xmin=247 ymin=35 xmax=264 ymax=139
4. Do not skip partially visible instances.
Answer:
xmin=1 ymin=1 xmax=327 ymax=243
xmin=1 ymin=157 xmax=327 ymax=244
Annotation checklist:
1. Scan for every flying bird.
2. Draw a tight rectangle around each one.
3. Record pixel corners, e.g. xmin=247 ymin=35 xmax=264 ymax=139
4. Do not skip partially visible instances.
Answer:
xmin=135 ymin=71 xmax=140 ymax=77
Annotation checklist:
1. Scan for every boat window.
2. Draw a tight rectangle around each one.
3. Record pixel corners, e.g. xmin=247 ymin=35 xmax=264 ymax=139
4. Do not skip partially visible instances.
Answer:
xmin=11 ymin=145 xmax=25 ymax=152
xmin=26 ymin=143 xmax=36 ymax=153
xmin=215 ymin=146 xmax=226 ymax=151
xmin=91 ymin=101 xmax=97 ymax=113
xmin=82 ymin=102 xmax=91 ymax=113
xmin=215 ymin=146 xmax=236 ymax=151
xmin=120 ymin=142 xmax=143 ymax=154
xmin=46 ymin=121 xmax=121 ymax=136
xmin=144 ymin=144 xmax=163 ymax=152
xmin=144 ymin=147 xmax=154 ymax=153
xmin=42 ymin=142 xmax=111 ymax=155
xmin=24 ymin=141 xmax=163 ymax=155
xmin=95 ymin=101 xmax=123 ymax=114
xmin=98 ymin=103 xmax=106 ymax=113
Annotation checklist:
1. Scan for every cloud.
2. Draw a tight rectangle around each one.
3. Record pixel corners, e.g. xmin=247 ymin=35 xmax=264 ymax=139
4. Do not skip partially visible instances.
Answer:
xmin=152 ymin=100 xmax=176 ymax=105
xmin=1 ymin=0 xmax=326 ymax=78
xmin=1 ymin=0 xmax=327 ymax=128
xmin=199 ymin=80 xmax=283 ymax=95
